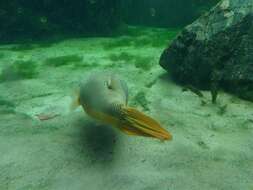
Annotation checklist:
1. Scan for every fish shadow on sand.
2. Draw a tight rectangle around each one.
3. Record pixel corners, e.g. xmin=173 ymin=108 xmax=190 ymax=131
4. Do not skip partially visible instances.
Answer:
xmin=78 ymin=119 xmax=118 ymax=164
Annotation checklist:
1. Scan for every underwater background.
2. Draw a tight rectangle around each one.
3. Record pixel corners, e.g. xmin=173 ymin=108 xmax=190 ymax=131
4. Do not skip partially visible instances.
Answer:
xmin=0 ymin=0 xmax=253 ymax=189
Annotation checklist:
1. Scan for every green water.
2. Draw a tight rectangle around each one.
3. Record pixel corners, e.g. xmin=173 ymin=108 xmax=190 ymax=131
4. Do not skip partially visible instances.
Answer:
xmin=0 ymin=1 xmax=253 ymax=190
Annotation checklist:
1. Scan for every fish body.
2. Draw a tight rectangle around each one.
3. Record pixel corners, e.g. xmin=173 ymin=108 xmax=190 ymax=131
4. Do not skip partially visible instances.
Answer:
xmin=79 ymin=73 xmax=127 ymax=118
xmin=74 ymin=72 xmax=172 ymax=141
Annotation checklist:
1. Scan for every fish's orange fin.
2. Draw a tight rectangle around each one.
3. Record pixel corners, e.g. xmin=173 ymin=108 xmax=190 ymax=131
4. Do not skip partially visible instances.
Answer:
xmin=117 ymin=124 xmax=150 ymax=137
xmin=120 ymin=107 xmax=172 ymax=141
xmin=118 ymin=126 xmax=138 ymax=136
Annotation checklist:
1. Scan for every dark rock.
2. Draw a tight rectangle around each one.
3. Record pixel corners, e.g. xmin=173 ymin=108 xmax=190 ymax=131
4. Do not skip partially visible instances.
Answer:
xmin=160 ymin=0 xmax=253 ymax=101
xmin=0 ymin=0 xmax=122 ymax=42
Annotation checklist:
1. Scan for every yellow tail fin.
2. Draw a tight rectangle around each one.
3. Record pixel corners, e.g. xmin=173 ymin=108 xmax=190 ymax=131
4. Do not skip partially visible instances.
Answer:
xmin=119 ymin=107 xmax=172 ymax=141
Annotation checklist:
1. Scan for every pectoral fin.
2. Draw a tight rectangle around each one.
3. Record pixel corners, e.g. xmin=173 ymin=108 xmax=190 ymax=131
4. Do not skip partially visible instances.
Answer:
xmin=117 ymin=124 xmax=150 ymax=137
xmin=119 ymin=107 xmax=172 ymax=141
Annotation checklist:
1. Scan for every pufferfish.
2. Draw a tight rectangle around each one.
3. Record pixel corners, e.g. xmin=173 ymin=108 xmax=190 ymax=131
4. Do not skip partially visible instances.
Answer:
xmin=71 ymin=72 xmax=172 ymax=141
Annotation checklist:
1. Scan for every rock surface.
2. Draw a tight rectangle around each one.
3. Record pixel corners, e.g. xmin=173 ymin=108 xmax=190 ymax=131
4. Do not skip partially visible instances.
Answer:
xmin=160 ymin=0 xmax=253 ymax=101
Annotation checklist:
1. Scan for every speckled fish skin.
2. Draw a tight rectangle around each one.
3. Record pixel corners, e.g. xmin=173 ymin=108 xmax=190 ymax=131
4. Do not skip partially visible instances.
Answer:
xmin=79 ymin=72 xmax=128 ymax=117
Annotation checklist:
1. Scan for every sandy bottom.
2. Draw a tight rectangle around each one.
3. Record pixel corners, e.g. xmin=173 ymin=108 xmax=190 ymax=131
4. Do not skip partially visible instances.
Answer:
xmin=0 ymin=27 xmax=253 ymax=190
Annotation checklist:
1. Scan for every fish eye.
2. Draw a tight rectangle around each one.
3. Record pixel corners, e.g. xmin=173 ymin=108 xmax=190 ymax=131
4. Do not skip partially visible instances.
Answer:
xmin=105 ymin=80 xmax=113 ymax=89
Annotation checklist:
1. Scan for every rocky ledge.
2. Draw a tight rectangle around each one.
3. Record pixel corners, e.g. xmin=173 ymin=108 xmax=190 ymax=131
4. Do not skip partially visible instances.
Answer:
xmin=160 ymin=0 xmax=253 ymax=101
